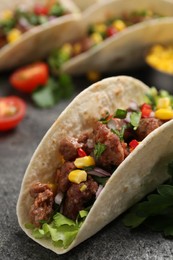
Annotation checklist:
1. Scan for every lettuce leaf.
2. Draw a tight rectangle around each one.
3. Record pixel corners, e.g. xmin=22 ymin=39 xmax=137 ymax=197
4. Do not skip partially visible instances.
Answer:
xmin=25 ymin=211 xmax=88 ymax=249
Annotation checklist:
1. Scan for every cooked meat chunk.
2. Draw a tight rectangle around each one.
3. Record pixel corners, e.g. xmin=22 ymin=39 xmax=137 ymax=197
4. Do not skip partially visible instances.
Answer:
xmin=63 ymin=177 xmax=98 ymax=220
xmin=59 ymin=137 xmax=81 ymax=161
xmin=93 ymin=121 xmax=125 ymax=167
xmin=55 ymin=162 xmax=76 ymax=193
xmin=29 ymin=182 xmax=54 ymax=227
xmin=136 ymin=118 xmax=162 ymax=141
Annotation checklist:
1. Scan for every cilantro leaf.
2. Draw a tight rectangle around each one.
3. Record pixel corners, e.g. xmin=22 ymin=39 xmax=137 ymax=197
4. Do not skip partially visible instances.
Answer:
xmin=111 ymin=125 xmax=126 ymax=141
xmin=130 ymin=111 xmax=141 ymax=130
xmin=114 ymin=109 xmax=127 ymax=119
xmin=32 ymin=75 xmax=74 ymax=108
xmin=94 ymin=143 xmax=106 ymax=160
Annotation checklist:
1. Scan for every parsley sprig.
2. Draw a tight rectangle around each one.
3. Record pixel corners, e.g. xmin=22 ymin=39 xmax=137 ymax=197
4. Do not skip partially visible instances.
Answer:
xmin=123 ymin=161 xmax=173 ymax=236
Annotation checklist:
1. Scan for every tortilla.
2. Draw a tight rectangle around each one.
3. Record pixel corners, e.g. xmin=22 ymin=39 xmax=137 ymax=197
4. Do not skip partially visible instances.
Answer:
xmin=57 ymin=0 xmax=173 ymax=75
xmin=71 ymin=0 xmax=100 ymax=11
xmin=0 ymin=0 xmax=80 ymax=71
xmin=17 ymin=75 xmax=173 ymax=254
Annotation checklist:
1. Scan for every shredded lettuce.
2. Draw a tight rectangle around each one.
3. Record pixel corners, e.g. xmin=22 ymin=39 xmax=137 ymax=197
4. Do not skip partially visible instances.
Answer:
xmin=25 ymin=211 xmax=88 ymax=249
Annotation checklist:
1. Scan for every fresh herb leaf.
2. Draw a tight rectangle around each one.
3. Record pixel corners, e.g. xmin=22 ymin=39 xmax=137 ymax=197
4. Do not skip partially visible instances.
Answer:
xmin=93 ymin=176 xmax=109 ymax=186
xmin=32 ymin=75 xmax=74 ymax=108
xmin=94 ymin=143 xmax=106 ymax=160
xmin=99 ymin=111 xmax=111 ymax=124
xmin=114 ymin=109 xmax=127 ymax=119
xmin=130 ymin=111 xmax=141 ymax=130
xmin=111 ymin=125 xmax=126 ymax=141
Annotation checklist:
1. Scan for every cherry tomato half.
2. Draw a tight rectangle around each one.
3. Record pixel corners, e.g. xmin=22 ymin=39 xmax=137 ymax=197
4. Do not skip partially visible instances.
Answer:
xmin=9 ymin=62 xmax=49 ymax=93
xmin=0 ymin=96 xmax=26 ymax=131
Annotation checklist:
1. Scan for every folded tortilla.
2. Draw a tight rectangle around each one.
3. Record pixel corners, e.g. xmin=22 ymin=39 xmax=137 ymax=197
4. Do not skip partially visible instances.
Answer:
xmin=17 ymin=75 xmax=173 ymax=254
xmin=0 ymin=0 xmax=80 ymax=71
xmin=59 ymin=0 xmax=173 ymax=75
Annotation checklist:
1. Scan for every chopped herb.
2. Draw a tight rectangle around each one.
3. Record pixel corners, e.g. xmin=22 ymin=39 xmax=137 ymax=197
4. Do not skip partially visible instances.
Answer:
xmin=111 ymin=125 xmax=126 ymax=141
xmin=94 ymin=143 xmax=106 ymax=160
xmin=99 ymin=112 xmax=111 ymax=124
xmin=93 ymin=176 xmax=109 ymax=186
xmin=32 ymin=74 xmax=74 ymax=108
xmin=130 ymin=111 xmax=141 ymax=130
xmin=114 ymin=109 xmax=127 ymax=119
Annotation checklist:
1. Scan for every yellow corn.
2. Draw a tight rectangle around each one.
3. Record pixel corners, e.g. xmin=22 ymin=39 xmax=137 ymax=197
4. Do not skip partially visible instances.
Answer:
xmin=61 ymin=43 xmax=72 ymax=56
xmin=68 ymin=170 xmax=87 ymax=184
xmin=80 ymin=184 xmax=87 ymax=192
xmin=93 ymin=23 xmax=107 ymax=34
xmin=87 ymin=70 xmax=101 ymax=82
xmin=73 ymin=42 xmax=82 ymax=55
xmin=157 ymin=97 xmax=171 ymax=109
xmin=7 ymin=29 xmax=22 ymax=43
xmin=90 ymin=33 xmax=103 ymax=45
xmin=155 ymin=108 xmax=173 ymax=120
xmin=1 ymin=10 xmax=13 ymax=21
xmin=74 ymin=156 xmax=95 ymax=168
xmin=113 ymin=20 xmax=126 ymax=31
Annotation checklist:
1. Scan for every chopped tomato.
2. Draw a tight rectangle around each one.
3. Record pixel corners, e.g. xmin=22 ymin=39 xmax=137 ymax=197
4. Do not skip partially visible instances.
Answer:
xmin=141 ymin=103 xmax=152 ymax=118
xmin=106 ymin=26 xmax=118 ymax=37
xmin=9 ymin=62 xmax=49 ymax=93
xmin=77 ymin=148 xmax=87 ymax=157
xmin=129 ymin=139 xmax=139 ymax=152
xmin=0 ymin=96 xmax=26 ymax=131
xmin=33 ymin=4 xmax=49 ymax=15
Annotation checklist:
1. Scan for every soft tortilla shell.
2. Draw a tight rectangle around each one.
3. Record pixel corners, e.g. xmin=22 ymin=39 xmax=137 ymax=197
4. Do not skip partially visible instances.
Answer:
xmin=60 ymin=0 xmax=173 ymax=74
xmin=0 ymin=0 xmax=81 ymax=70
xmin=17 ymin=76 xmax=173 ymax=254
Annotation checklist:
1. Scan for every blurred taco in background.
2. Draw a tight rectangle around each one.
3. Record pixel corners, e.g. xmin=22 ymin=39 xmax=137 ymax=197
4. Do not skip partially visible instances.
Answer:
xmin=17 ymin=75 xmax=173 ymax=254
xmin=71 ymin=0 xmax=100 ymax=11
xmin=0 ymin=0 xmax=80 ymax=71
xmin=48 ymin=0 xmax=173 ymax=75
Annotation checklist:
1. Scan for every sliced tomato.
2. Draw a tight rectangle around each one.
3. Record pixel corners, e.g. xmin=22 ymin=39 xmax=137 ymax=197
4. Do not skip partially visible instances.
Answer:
xmin=33 ymin=4 xmax=49 ymax=15
xmin=9 ymin=62 xmax=49 ymax=93
xmin=0 ymin=96 xmax=26 ymax=131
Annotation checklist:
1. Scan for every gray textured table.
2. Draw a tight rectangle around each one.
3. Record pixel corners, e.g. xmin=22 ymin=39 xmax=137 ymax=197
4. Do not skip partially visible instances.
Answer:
xmin=1 ymin=69 xmax=173 ymax=260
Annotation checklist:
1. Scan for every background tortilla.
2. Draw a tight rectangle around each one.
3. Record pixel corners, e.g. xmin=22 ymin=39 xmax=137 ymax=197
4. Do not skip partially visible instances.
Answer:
xmin=0 ymin=0 xmax=80 ymax=70
xmin=17 ymin=76 xmax=173 ymax=254
xmin=60 ymin=0 xmax=173 ymax=74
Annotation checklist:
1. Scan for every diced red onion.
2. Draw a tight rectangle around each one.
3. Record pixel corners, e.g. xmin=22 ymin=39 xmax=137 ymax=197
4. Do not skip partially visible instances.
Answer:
xmin=86 ymin=139 xmax=94 ymax=149
xmin=55 ymin=191 xmax=64 ymax=205
xmin=19 ymin=17 xmax=32 ymax=30
xmin=107 ymin=119 xmax=117 ymax=130
xmin=96 ymin=185 xmax=104 ymax=198
xmin=88 ymin=167 xmax=111 ymax=177
xmin=149 ymin=111 xmax=155 ymax=117
xmin=129 ymin=101 xmax=139 ymax=111
xmin=124 ymin=111 xmax=132 ymax=123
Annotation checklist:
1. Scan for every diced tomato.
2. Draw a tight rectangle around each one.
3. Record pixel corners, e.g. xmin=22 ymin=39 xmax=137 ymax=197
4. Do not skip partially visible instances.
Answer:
xmin=77 ymin=148 xmax=87 ymax=157
xmin=33 ymin=4 xmax=49 ymax=15
xmin=106 ymin=26 xmax=118 ymax=37
xmin=0 ymin=96 xmax=26 ymax=131
xmin=129 ymin=139 xmax=139 ymax=152
xmin=9 ymin=62 xmax=49 ymax=93
xmin=141 ymin=103 xmax=152 ymax=118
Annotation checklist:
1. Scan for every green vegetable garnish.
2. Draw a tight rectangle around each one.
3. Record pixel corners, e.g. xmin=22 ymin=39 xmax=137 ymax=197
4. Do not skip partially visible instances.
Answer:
xmin=130 ymin=111 xmax=141 ymax=130
xmin=111 ymin=125 xmax=126 ymax=141
xmin=114 ymin=109 xmax=127 ymax=119
xmin=94 ymin=143 xmax=106 ymax=160
xmin=123 ymin=162 xmax=173 ymax=236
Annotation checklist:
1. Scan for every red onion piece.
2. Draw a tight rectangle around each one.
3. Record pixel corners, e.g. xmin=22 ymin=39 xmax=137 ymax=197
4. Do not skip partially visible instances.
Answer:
xmin=96 ymin=185 xmax=104 ymax=198
xmin=88 ymin=167 xmax=111 ymax=177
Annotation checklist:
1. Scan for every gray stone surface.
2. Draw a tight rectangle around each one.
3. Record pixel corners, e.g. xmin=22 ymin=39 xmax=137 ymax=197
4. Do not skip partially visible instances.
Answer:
xmin=1 ymin=71 xmax=173 ymax=260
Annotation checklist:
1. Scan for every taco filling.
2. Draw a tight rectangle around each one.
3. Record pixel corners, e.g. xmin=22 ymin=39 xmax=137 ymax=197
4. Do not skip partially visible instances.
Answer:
xmin=48 ymin=9 xmax=163 ymax=71
xmin=26 ymin=87 xmax=173 ymax=248
xmin=0 ymin=1 xmax=70 ymax=48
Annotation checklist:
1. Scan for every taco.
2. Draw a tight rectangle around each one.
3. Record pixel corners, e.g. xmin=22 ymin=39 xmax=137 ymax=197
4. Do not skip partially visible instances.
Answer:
xmin=17 ymin=76 xmax=173 ymax=254
xmin=71 ymin=0 xmax=100 ymax=11
xmin=0 ymin=0 xmax=80 ymax=71
xmin=48 ymin=0 xmax=173 ymax=75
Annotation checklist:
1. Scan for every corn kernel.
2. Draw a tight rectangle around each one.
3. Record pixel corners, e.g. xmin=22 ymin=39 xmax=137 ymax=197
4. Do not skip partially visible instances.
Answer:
xmin=80 ymin=184 xmax=87 ymax=192
xmin=93 ymin=23 xmax=107 ymax=34
xmin=7 ymin=29 xmax=22 ymax=43
xmin=1 ymin=10 xmax=13 ymax=21
xmin=155 ymin=108 xmax=173 ymax=120
xmin=157 ymin=97 xmax=171 ymax=109
xmin=74 ymin=156 xmax=95 ymax=168
xmin=87 ymin=70 xmax=101 ymax=82
xmin=61 ymin=43 xmax=72 ymax=56
xmin=113 ymin=20 xmax=126 ymax=31
xmin=68 ymin=170 xmax=87 ymax=184
xmin=90 ymin=33 xmax=103 ymax=45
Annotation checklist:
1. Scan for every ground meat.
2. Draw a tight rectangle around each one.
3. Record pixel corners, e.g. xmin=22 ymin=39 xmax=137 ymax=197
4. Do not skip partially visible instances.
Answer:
xmin=63 ymin=177 xmax=98 ymax=220
xmin=55 ymin=162 xmax=76 ymax=193
xmin=59 ymin=137 xmax=81 ymax=161
xmin=93 ymin=121 xmax=125 ymax=167
xmin=29 ymin=182 xmax=54 ymax=227
xmin=78 ymin=132 xmax=94 ymax=154
xmin=136 ymin=118 xmax=162 ymax=141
